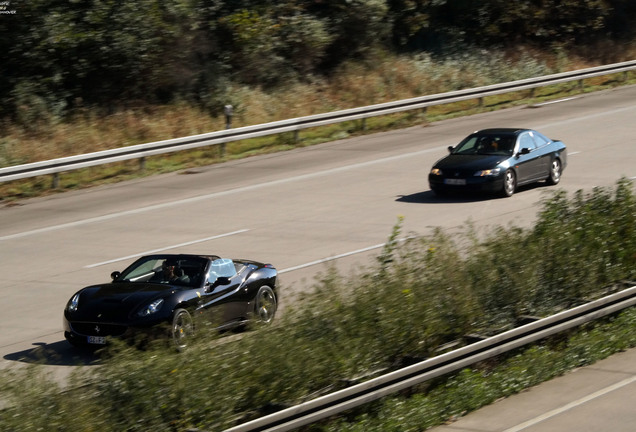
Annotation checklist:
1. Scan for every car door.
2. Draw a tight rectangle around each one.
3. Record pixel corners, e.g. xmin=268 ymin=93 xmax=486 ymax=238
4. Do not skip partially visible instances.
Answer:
xmin=529 ymin=131 xmax=553 ymax=178
xmin=513 ymin=132 xmax=540 ymax=183
xmin=197 ymin=270 xmax=243 ymax=328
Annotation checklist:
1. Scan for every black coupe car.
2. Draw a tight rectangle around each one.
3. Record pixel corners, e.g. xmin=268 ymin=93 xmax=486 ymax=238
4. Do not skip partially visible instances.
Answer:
xmin=429 ymin=128 xmax=567 ymax=197
xmin=63 ymin=254 xmax=278 ymax=351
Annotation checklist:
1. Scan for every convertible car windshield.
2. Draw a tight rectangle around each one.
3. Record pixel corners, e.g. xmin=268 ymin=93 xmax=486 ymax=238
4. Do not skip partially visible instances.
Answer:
xmin=116 ymin=256 xmax=210 ymax=287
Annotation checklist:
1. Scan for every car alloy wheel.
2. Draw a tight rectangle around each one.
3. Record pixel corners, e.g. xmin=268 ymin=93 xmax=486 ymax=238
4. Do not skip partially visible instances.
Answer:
xmin=255 ymin=286 xmax=277 ymax=324
xmin=171 ymin=308 xmax=194 ymax=351
xmin=503 ymin=169 xmax=516 ymax=197
xmin=547 ymin=159 xmax=561 ymax=185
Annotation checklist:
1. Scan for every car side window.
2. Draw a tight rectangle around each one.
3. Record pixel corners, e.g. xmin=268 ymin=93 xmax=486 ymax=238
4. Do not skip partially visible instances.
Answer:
xmin=519 ymin=133 xmax=536 ymax=151
xmin=530 ymin=131 xmax=550 ymax=148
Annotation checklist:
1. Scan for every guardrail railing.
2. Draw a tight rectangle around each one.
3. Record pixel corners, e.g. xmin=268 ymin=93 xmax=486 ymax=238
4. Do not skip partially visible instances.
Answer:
xmin=2 ymin=60 xmax=635 ymax=185
xmin=223 ymin=283 xmax=636 ymax=432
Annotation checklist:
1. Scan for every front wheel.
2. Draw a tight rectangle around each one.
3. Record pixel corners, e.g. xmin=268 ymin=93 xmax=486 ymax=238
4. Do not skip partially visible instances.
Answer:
xmin=171 ymin=308 xmax=194 ymax=351
xmin=254 ymin=286 xmax=277 ymax=324
xmin=502 ymin=169 xmax=516 ymax=197
xmin=546 ymin=158 xmax=562 ymax=185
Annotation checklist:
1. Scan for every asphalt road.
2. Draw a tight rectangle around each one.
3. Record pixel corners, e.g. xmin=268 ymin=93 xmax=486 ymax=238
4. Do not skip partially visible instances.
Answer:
xmin=1 ymin=85 xmax=635 ymax=425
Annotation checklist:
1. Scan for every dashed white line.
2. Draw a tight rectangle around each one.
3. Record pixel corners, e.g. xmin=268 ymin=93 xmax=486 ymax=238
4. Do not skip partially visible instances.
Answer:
xmin=279 ymin=236 xmax=413 ymax=273
xmin=279 ymin=243 xmax=385 ymax=273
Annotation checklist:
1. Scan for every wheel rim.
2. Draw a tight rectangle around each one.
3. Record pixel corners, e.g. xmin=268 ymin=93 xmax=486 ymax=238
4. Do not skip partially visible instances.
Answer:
xmin=172 ymin=310 xmax=193 ymax=350
xmin=550 ymin=160 xmax=561 ymax=183
xmin=504 ymin=170 xmax=516 ymax=196
xmin=256 ymin=287 xmax=277 ymax=323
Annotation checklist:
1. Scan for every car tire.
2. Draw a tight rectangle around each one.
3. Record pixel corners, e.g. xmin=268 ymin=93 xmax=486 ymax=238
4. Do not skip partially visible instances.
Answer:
xmin=171 ymin=308 xmax=194 ymax=351
xmin=254 ymin=286 xmax=277 ymax=324
xmin=502 ymin=169 xmax=516 ymax=197
xmin=546 ymin=158 xmax=562 ymax=185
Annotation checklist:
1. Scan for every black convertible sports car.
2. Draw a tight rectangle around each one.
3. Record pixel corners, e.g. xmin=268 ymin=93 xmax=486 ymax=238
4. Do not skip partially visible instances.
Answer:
xmin=429 ymin=128 xmax=567 ymax=197
xmin=63 ymin=254 xmax=278 ymax=350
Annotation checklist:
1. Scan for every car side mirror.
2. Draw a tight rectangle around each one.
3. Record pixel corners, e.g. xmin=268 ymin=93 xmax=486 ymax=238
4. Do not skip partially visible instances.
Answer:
xmin=447 ymin=146 xmax=454 ymax=153
xmin=111 ymin=271 xmax=121 ymax=281
xmin=519 ymin=147 xmax=531 ymax=155
xmin=205 ymin=276 xmax=231 ymax=292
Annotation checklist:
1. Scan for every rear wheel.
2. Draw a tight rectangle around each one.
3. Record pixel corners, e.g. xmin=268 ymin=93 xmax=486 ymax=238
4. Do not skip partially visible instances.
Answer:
xmin=502 ymin=169 xmax=516 ymax=197
xmin=254 ymin=286 xmax=277 ymax=324
xmin=546 ymin=158 xmax=562 ymax=185
xmin=171 ymin=308 xmax=194 ymax=351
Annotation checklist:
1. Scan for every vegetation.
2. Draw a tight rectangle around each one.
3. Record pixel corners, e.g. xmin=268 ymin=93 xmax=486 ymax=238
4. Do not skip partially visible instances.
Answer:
xmin=1 ymin=179 xmax=634 ymax=431
xmin=3 ymin=0 xmax=636 ymax=121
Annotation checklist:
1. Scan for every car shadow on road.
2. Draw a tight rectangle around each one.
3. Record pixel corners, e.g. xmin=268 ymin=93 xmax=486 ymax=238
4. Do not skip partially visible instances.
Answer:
xmin=396 ymin=183 xmax=547 ymax=204
xmin=3 ymin=341 xmax=100 ymax=366
xmin=396 ymin=190 xmax=494 ymax=203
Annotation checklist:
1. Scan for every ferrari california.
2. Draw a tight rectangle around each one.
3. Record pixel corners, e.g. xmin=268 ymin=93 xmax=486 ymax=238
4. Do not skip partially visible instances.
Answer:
xmin=429 ymin=128 xmax=567 ymax=197
xmin=63 ymin=254 xmax=278 ymax=351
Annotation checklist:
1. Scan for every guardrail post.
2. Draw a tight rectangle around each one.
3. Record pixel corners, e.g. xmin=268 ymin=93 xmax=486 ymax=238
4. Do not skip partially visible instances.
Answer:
xmin=294 ymin=130 xmax=299 ymax=144
xmin=578 ymin=79 xmax=584 ymax=92
xmin=224 ymin=105 xmax=233 ymax=129
xmin=51 ymin=173 xmax=59 ymax=189
xmin=361 ymin=118 xmax=367 ymax=131
xmin=139 ymin=157 xmax=146 ymax=172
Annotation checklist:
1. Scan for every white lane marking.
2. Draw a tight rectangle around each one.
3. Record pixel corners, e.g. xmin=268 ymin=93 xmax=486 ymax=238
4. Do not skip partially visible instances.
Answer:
xmin=84 ymin=229 xmax=249 ymax=268
xmin=1 ymin=147 xmax=444 ymax=242
xmin=531 ymin=96 xmax=580 ymax=107
xmin=535 ymin=104 xmax=636 ymax=130
xmin=279 ymin=243 xmax=385 ymax=274
xmin=503 ymin=375 xmax=636 ymax=432
xmin=279 ymin=236 xmax=414 ymax=273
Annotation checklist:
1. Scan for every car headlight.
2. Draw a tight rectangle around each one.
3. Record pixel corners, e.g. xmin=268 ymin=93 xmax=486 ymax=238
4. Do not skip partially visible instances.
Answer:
xmin=430 ymin=168 xmax=442 ymax=175
xmin=67 ymin=293 xmax=80 ymax=312
xmin=138 ymin=298 xmax=164 ymax=317
xmin=474 ymin=168 xmax=501 ymax=176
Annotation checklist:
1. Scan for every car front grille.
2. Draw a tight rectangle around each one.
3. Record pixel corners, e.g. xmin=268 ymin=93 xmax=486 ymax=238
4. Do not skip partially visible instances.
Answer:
xmin=445 ymin=169 xmax=473 ymax=178
xmin=70 ymin=322 xmax=128 ymax=337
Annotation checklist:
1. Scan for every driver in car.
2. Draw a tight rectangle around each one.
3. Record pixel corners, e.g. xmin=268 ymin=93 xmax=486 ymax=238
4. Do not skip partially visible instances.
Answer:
xmin=151 ymin=259 xmax=190 ymax=284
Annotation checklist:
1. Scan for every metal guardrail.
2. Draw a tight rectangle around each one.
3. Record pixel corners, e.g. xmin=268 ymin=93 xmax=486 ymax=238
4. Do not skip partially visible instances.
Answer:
xmin=1 ymin=60 xmax=635 ymax=184
xmin=224 ymin=283 xmax=636 ymax=432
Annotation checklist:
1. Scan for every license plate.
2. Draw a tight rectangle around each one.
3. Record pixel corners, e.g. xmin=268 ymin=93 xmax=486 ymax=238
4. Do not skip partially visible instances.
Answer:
xmin=445 ymin=178 xmax=466 ymax=185
xmin=87 ymin=336 xmax=106 ymax=345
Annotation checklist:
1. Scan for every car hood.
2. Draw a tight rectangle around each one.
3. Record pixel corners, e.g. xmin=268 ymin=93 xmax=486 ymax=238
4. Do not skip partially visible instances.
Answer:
xmin=434 ymin=154 xmax=508 ymax=171
xmin=70 ymin=283 xmax=182 ymax=322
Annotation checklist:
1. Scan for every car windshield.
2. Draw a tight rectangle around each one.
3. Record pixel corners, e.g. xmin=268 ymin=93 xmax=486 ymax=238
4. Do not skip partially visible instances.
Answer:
xmin=116 ymin=255 xmax=207 ymax=287
xmin=453 ymin=134 xmax=515 ymax=156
